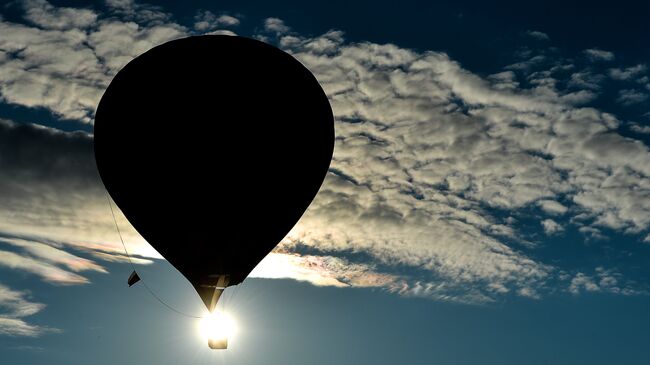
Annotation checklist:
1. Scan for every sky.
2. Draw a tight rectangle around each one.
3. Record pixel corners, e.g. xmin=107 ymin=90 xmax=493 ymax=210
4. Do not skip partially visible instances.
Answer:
xmin=1 ymin=0 xmax=650 ymax=364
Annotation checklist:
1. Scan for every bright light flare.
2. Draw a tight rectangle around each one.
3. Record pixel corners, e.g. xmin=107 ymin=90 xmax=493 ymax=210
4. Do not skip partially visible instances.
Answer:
xmin=199 ymin=311 xmax=237 ymax=349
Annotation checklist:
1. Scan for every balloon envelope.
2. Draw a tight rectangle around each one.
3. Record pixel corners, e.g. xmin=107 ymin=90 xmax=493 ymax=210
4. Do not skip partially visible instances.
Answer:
xmin=94 ymin=35 xmax=334 ymax=311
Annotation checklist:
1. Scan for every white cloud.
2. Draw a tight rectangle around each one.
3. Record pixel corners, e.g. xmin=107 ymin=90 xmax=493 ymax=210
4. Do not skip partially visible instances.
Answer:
xmin=569 ymin=272 xmax=600 ymax=294
xmin=0 ymin=119 xmax=158 ymax=282
xmin=250 ymin=252 xmax=398 ymax=288
xmin=568 ymin=71 xmax=605 ymax=90
xmin=616 ymin=89 xmax=649 ymax=106
xmin=0 ymin=283 xmax=44 ymax=317
xmin=87 ymin=20 xmax=186 ymax=74
xmin=488 ymin=71 xmax=519 ymax=90
xmin=567 ymin=268 xmax=638 ymax=295
xmin=0 ymin=2 xmax=187 ymax=122
xmin=0 ymin=283 xmax=59 ymax=336
xmin=0 ymin=250 xmax=89 ymax=285
xmin=264 ymin=17 xmax=290 ymax=34
xmin=1 ymin=238 xmax=107 ymax=274
xmin=538 ymin=200 xmax=568 ymax=215
xmin=577 ymin=226 xmax=607 ymax=240
xmin=0 ymin=317 xmax=57 ymax=337
xmin=205 ymin=29 xmax=237 ymax=36
xmin=279 ymin=27 xmax=650 ymax=299
xmin=541 ymin=219 xmax=564 ymax=235
xmin=525 ymin=30 xmax=549 ymax=41
xmin=517 ymin=286 xmax=541 ymax=299
xmin=250 ymin=253 xmax=347 ymax=287
xmin=104 ymin=0 xmax=172 ymax=24
xmin=506 ymin=55 xmax=548 ymax=72
xmin=216 ymin=15 xmax=239 ymax=26
xmin=0 ymin=22 xmax=107 ymax=122
xmin=21 ymin=0 xmax=97 ymax=30
xmin=0 ymin=3 xmax=649 ymax=304
xmin=89 ymin=251 xmax=153 ymax=265
xmin=104 ymin=0 xmax=132 ymax=7
xmin=630 ymin=122 xmax=650 ymax=134
xmin=583 ymin=48 xmax=614 ymax=61
xmin=609 ymin=64 xmax=647 ymax=80
xmin=193 ymin=11 xmax=239 ymax=31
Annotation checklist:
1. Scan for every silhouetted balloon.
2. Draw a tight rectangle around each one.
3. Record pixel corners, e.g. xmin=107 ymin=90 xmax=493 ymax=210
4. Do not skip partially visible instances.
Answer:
xmin=94 ymin=35 xmax=334 ymax=312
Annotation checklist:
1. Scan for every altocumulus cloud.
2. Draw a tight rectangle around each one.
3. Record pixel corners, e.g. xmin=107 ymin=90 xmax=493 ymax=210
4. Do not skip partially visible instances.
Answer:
xmin=0 ymin=0 xmax=648 ymax=334
xmin=277 ymin=30 xmax=650 ymax=299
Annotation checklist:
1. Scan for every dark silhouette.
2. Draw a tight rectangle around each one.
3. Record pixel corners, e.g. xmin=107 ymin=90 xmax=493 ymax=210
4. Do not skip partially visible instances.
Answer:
xmin=127 ymin=270 xmax=140 ymax=287
xmin=94 ymin=35 xmax=334 ymax=316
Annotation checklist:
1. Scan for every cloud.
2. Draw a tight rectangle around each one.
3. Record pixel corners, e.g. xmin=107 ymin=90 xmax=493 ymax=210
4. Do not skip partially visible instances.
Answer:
xmin=616 ymin=89 xmax=649 ymax=106
xmin=104 ymin=0 xmax=172 ymax=24
xmin=277 ymin=27 xmax=650 ymax=299
xmin=568 ymin=272 xmax=600 ymax=294
xmin=541 ymin=219 xmax=564 ymax=235
xmin=567 ymin=268 xmax=638 ymax=295
xmin=0 ymin=283 xmax=59 ymax=336
xmin=0 ymin=250 xmax=89 ymax=285
xmin=0 ymin=119 xmax=157 ymax=281
xmin=0 ymin=317 xmax=56 ymax=337
xmin=567 ymin=71 xmax=605 ymax=90
xmin=538 ymin=200 xmax=568 ymax=215
xmin=250 ymin=253 xmax=346 ymax=287
xmin=609 ymin=64 xmax=646 ymax=80
xmin=193 ymin=10 xmax=239 ymax=31
xmin=1 ymin=238 xmax=107 ymax=273
xmin=505 ymin=55 xmax=547 ymax=71
xmin=517 ymin=286 xmax=541 ymax=299
xmin=0 ymin=0 xmax=186 ymax=122
xmin=250 ymin=252 xmax=398 ymax=288
xmin=525 ymin=30 xmax=549 ymax=41
xmin=1 ymin=2 xmax=650 ymax=304
xmin=204 ymin=29 xmax=237 ymax=36
xmin=488 ymin=71 xmax=519 ymax=90
xmin=87 ymin=20 xmax=186 ymax=75
xmin=264 ymin=17 xmax=290 ymax=34
xmin=0 ymin=22 xmax=106 ymax=121
xmin=89 ymin=251 xmax=153 ymax=265
xmin=0 ymin=117 xmax=157 ymax=340
xmin=20 ymin=0 xmax=97 ymax=30
xmin=630 ymin=122 xmax=650 ymax=134
xmin=583 ymin=48 xmax=614 ymax=61
xmin=0 ymin=283 xmax=44 ymax=317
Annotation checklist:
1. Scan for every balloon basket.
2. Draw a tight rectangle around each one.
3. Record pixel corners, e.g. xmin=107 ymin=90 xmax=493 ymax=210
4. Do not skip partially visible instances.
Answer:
xmin=208 ymin=337 xmax=228 ymax=350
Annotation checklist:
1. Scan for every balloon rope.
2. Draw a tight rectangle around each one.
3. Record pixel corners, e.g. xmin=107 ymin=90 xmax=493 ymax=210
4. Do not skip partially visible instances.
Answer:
xmin=106 ymin=193 xmax=202 ymax=319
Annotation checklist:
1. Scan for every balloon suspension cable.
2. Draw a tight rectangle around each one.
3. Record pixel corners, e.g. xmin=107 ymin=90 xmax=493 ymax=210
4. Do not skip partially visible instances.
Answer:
xmin=106 ymin=193 xmax=203 ymax=319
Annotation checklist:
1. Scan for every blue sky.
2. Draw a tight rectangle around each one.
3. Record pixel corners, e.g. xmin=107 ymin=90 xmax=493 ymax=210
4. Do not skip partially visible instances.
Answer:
xmin=1 ymin=0 xmax=650 ymax=364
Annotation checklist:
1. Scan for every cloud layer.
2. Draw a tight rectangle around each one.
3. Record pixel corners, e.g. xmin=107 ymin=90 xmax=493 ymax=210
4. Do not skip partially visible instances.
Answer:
xmin=0 ymin=283 xmax=58 ymax=336
xmin=0 ymin=0 xmax=649 ymax=312
xmin=276 ymin=30 xmax=650 ymax=300
xmin=0 ymin=119 xmax=154 ymax=286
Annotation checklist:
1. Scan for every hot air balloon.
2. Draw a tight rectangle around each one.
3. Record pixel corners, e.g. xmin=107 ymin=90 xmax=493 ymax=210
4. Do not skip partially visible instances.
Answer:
xmin=93 ymin=35 xmax=334 ymax=348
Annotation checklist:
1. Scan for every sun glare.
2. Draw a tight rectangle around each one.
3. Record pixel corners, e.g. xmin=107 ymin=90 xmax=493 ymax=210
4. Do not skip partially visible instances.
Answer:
xmin=199 ymin=311 xmax=237 ymax=349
